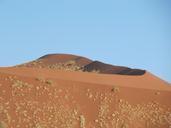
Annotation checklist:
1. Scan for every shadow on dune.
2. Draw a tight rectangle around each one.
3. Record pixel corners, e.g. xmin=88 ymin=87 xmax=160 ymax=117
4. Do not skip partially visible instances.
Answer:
xmin=83 ymin=61 xmax=146 ymax=75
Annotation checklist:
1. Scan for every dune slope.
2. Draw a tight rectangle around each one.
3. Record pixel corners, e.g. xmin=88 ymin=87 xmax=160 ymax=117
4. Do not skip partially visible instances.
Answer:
xmin=17 ymin=54 xmax=146 ymax=75
xmin=0 ymin=66 xmax=171 ymax=128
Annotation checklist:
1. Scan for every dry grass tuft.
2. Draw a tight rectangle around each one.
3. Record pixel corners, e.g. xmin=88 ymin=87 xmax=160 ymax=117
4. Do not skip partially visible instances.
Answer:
xmin=80 ymin=115 xmax=86 ymax=128
xmin=35 ymin=77 xmax=53 ymax=86
xmin=45 ymin=80 xmax=53 ymax=85
xmin=12 ymin=80 xmax=32 ymax=88
xmin=111 ymin=86 xmax=120 ymax=93
xmin=34 ymin=123 xmax=44 ymax=128
xmin=0 ymin=121 xmax=7 ymax=128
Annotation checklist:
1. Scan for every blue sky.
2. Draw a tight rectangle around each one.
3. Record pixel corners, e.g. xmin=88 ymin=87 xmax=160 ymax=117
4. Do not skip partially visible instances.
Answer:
xmin=0 ymin=0 xmax=170 ymax=83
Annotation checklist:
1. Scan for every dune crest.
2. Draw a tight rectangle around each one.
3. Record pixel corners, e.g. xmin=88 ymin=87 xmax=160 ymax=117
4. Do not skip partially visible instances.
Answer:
xmin=17 ymin=54 xmax=146 ymax=75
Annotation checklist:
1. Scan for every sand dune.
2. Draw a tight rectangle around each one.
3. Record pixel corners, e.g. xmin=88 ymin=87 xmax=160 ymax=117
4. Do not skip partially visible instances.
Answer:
xmin=18 ymin=54 xmax=92 ymax=68
xmin=38 ymin=54 xmax=92 ymax=66
xmin=17 ymin=54 xmax=146 ymax=75
xmin=0 ymin=54 xmax=171 ymax=128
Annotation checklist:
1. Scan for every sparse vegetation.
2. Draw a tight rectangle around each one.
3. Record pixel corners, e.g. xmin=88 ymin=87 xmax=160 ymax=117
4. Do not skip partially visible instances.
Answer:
xmin=12 ymin=80 xmax=32 ymax=88
xmin=35 ymin=77 xmax=53 ymax=85
xmin=47 ymin=60 xmax=82 ymax=71
xmin=0 ymin=121 xmax=7 ymax=128
xmin=18 ymin=59 xmax=101 ymax=74
xmin=1 ymin=60 xmax=171 ymax=128
xmin=111 ymin=86 xmax=120 ymax=93
xmin=80 ymin=115 xmax=86 ymax=128
xmin=34 ymin=123 xmax=43 ymax=128
xmin=45 ymin=80 xmax=53 ymax=85
xmin=15 ymin=59 xmax=43 ymax=68
xmin=35 ymin=77 xmax=45 ymax=83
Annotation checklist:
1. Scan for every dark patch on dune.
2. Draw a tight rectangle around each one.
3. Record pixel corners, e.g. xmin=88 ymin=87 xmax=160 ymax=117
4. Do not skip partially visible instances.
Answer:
xmin=83 ymin=61 xmax=146 ymax=75
xmin=18 ymin=54 xmax=146 ymax=76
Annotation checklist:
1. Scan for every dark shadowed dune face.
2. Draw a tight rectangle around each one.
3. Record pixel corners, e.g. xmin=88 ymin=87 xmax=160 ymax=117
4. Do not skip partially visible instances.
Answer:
xmin=18 ymin=54 xmax=146 ymax=75
xmin=83 ymin=61 xmax=146 ymax=75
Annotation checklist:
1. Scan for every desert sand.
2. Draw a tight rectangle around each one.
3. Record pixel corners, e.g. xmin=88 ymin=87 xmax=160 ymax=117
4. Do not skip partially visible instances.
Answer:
xmin=0 ymin=54 xmax=171 ymax=128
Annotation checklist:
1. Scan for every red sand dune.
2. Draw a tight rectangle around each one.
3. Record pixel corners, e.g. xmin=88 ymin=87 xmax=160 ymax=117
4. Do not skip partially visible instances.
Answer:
xmin=18 ymin=54 xmax=92 ymax=68
xmin=38 ymin=54 xmax=92 ymax=66
xmin=0 ymin=54 xmax=171 ymax=128
xmin=18 ymin=54 xmax=146 ymax=76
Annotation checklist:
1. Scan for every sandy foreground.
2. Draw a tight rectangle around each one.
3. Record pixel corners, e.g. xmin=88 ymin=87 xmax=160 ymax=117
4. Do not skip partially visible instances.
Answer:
xmin=0 ymin=66 xmax=170 ymax=128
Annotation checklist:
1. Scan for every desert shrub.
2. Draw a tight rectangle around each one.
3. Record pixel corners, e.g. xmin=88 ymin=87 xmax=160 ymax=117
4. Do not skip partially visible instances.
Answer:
xmin=0 ymin=121 xmax=7 ymax=128
xmin=111 ymin=86 xmax=120 ymax=93
xmin=45 ymin=80 xmax=53 ymax=85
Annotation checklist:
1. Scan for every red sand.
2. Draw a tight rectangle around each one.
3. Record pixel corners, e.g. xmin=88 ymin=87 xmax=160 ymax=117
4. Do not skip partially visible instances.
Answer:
xmin=18 ymin=54 xmax=92 ymax=68
xmin=17 ymin=54 xmax=146 ymax=76
xmin=0 ymin=54 xmax=171 ymax=128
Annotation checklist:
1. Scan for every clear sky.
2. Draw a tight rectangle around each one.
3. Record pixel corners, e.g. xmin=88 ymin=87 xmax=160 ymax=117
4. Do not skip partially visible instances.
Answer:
xmin=0 ymin=0 xmax=170 ymax=83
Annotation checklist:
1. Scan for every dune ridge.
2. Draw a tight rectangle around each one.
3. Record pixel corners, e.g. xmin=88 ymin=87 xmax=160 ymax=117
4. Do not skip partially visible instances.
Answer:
xmin=17 ymin=54 xmax=146 ymax=76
